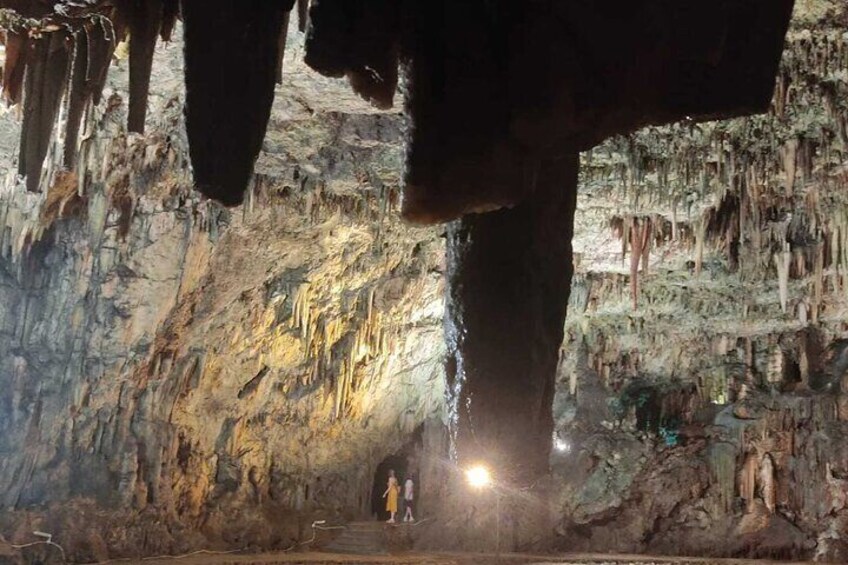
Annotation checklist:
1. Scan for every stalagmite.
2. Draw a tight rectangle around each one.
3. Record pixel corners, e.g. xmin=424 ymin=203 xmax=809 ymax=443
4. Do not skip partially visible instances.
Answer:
xmin=759 ymin=453 xmax=776 ymax=513
xmin=767 ymin=345 xmax=785 ymax=386
xmin=741 ymin=452 xmax=758 ymax=513
xmin=445 ymin=155 xmax=578 ymax=483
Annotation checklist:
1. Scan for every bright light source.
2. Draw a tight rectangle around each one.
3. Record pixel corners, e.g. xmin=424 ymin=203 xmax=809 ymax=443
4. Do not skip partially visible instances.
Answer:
xmin=465 ymin=464 xmax=492 ymax=488
xmin=554 ymin=437 xmax=571 ymax=453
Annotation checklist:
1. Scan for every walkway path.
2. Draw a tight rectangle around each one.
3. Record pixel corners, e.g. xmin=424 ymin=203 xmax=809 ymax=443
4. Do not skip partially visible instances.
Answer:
xmin=138 ymin=550 xmax=817 ymax=565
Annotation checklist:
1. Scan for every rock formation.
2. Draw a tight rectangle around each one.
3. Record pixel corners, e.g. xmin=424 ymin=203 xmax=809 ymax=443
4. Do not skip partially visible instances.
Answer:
xmin=548 ymin=3 xmax=848 ymax=560
xmin=0 ymin=0 xmax=796 ymax=486
xmin=0 ymin=1 xmax=847 ymax=563
xmin=0 ymin=29 xmax=446 ymax=561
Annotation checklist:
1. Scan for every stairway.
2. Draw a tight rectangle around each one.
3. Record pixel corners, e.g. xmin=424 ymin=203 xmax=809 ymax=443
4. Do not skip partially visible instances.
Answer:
xmin=323 ymin=521 xmax=389 ymax=555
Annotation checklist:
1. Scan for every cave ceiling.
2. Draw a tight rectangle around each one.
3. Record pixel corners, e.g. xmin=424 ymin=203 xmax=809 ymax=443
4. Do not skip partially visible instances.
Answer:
xmin=0 ymin=0 xmax=794 ymax=217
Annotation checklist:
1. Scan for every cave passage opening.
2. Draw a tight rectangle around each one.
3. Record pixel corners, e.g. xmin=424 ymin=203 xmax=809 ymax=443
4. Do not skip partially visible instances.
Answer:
xmin=370 ymin=453 xmax=409 ymax=521
xmin=369 ymin=426 xmax=424 ymax=521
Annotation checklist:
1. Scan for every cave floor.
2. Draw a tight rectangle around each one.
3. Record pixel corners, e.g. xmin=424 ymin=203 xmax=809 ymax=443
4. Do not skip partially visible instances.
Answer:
xmin=137 ymin=551 xmax=815 ymax=565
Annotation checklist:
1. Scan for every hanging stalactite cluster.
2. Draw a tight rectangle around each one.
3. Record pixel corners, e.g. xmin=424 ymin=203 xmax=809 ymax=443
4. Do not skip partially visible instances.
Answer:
xmin=1 ymin=0 xmax=793 ymax=218
xmin=0 ymin=1 xmax=184 ymax=196
xmin=587 ymin=18 xmax=848 ymax=318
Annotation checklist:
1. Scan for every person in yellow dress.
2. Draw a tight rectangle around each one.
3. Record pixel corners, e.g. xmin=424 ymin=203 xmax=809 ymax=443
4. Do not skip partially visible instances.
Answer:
xmin=382 ymin=469 xmax=399 ymax=523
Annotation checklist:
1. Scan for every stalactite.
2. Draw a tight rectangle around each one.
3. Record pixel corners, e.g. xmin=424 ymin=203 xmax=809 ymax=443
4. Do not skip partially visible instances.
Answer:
xmin=291 ymin=283 xmax=311 ymax=338
xmin=124 ymin=0 xmax=163 ymax=134
xmin=629 ymin=221 xmax=641 ymax=308
xmin=159 ymin=0 xmax=179 ymax=42
xmin=813 ymin=243 xmax=823 ymax=323
xmin=63 ymin=29 xmax=89 ymax=168
xmin=304 ymin=0 xmax=399 ymax=110
xmin=640 ymin=217 xmax=652 ymax=276
xmin=775 ymin=247 xmax=791 ymax=313
xmin=694 ymin=218 xmax=705 ymax=277
xmin=596 ymin=25 xmax=847 ymax=307
xmin=19 ymin=31 xmax=70 ymax=193
xmin=297 ymin=0 xmax=309 ymax=32
xmin=627 ymin=217 xmax=651 ymax=309
xmin=182 ymin=0 xmax=291 ymax=205
xmin=744 ymin=337 xmax=755 ymax=389
xmin=2 ymin=30 xmax=27 ymax=104
xmin=781 ymin=138 xmax=798 ymax=196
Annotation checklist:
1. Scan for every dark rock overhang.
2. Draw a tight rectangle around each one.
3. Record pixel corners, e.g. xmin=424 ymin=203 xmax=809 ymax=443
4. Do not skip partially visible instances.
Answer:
xmin=1 ymin=0 xmax=794 ymax=221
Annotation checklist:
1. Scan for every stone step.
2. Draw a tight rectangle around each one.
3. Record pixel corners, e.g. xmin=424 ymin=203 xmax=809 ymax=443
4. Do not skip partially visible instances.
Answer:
xmin=341 ymin=530 xmax=384 ymax=536
xmin=323 ymin=522 xmax=390 ymax=556
xmin=326 ymin=540 xmax=386 ymax=552
xmin=326 ymin=538 xmax=385 ymax=548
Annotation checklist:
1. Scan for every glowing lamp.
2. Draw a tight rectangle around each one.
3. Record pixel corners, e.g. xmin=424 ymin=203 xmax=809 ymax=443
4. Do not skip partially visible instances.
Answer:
xmin=554 ymin=437 xmax=571 ymax=453
xmin=465 ymin=464 xmax=492 ymax=489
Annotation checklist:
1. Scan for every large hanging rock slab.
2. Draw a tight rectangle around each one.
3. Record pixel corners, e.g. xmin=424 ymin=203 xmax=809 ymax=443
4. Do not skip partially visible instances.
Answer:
xmin=401 ymin=0 xmax=795 ymax=223
xmin=182 ymin=0 xmax=293 ymax=206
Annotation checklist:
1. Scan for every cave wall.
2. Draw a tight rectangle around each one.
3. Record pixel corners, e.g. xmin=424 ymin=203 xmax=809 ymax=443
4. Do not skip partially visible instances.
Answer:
xmin=0 ymin=27 xmax=446 ymax=561
xmin=413 ymin=3 xmax=848 ymax=561
xmin=549 ymin=2 xmax=848 ymax=561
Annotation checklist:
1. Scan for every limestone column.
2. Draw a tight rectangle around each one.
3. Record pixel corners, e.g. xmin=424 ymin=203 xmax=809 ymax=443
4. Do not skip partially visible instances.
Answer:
xmin=445 ymin=154 xmax=578 ymax=485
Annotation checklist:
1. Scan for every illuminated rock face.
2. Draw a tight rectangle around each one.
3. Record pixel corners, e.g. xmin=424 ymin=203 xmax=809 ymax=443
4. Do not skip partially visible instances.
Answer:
xmin=0 ymin=32 xmax=446 ymax=560
xmin=545 ymin=4 xmax=848 ymax=561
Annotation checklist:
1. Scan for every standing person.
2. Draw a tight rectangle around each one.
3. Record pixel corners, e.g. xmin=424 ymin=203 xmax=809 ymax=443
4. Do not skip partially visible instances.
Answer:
xmin=382 ymin=469 xmax=399 ymax=523
xmin=403 ymin=475 xmax=415 ymax=522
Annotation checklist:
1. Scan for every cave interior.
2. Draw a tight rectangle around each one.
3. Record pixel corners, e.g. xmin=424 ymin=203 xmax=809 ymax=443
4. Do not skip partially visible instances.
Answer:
xmin=1 ymin=0 xmax=848 ymax=563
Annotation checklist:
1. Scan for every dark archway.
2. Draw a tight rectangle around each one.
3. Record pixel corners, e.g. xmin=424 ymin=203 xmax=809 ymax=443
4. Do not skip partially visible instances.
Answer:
xmin=370 ymin=453 xmax=408 ymax=521
xmin=370 ymin=425 xmax=425 ymax=520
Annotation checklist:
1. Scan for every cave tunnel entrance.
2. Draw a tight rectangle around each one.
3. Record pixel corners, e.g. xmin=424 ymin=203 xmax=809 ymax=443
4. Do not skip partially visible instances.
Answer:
xmin=370 ymin=425 xmax=424 ymax=521
xmin=371 ymin=453 xmax=408 ymax=521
